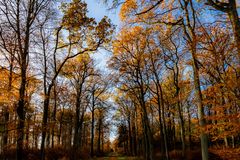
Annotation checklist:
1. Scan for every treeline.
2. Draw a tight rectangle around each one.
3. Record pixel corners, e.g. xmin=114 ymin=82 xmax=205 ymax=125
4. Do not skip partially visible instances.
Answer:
xmin=0 ymin=0 xmax=114 ymax=160
xmin=107 ymin=0 xmax=240 ymax=160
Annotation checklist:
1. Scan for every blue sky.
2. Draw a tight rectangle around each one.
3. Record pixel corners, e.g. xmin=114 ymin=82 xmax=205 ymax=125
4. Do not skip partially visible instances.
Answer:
xmin=87 ymin=0 xmax=120 ymax=25
xmin=86 ymin=0 xmax=120 ymax=70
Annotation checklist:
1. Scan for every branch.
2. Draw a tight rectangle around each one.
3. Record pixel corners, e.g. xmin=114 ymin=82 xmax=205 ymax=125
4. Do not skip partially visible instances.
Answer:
xmin=136 ymin=0 xmax=163 ymax=15
xmin=206 ymin=0 xmax=230 ymax=13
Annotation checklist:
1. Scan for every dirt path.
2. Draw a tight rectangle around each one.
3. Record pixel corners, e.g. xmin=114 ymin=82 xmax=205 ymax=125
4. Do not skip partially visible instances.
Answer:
xmin=95 ymin=157 xmax=137 ymax=160
xmin=94 ymin=152 xmax=138 ymax=160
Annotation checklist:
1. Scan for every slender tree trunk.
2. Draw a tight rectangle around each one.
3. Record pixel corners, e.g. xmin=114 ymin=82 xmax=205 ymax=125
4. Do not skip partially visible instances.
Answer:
xmin=101 ymin=127 xmax=104 ymax=153
xmin=231 ymin=136 xmax=235 ymax=148
xmin=155 ymin=90 xmax=165 ymax=156
xmin=192 ymin=47 xmax=208 ymax=160
xmin=3 ymin=109 xmax=9 ymax=148
xmin=26 ymin=120 xmax=30 ymax=149
xmin=140 ymin=94 xmax=153 ymax=160
xmin=78 ymin=111 xmax=85 ymax=147
xmin=177 ymin=95 xmax=185 ymax=156
xmin=73 ymin=90 xmax=81 ymax=155
xmin=91 ymin=101 xmax=95 ymax=157
xmin=132 ymin=112 xmax=137 ymax=156
xmin=46 ymin=131 xmax=50 ymax=148
xmin=58 ymin=112 xmax=63 ymax=145
xmin=149 ymin=51 xmax=169 ymax=159
xmin=187 ymin=105 xmax=192 ymax=147
xmin=227 ymin=0 xmax=240 ymax=78
xmin=16 ymin=60 xmax=27 ymax=160
xmin=127 ymin=117 xmax=133 ymax=156
xmin=51 ymin=83 xmax=57 ymax=148
xmin=181 ymin=1 xmax=208 ymax=159
xmin=159 ymin=88 xmax=169 ymax=160
xmin=41 ymin=94 xmax=51 ymax=160
xmin=97 ymin=116 xmax=101 ymax=155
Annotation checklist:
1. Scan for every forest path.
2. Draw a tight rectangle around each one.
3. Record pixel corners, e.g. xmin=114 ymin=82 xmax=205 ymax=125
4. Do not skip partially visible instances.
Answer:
xmin=95 ymin=157 xmax=137 ymax=160
xmin=94 ymin=152 xmax=138 ymax=160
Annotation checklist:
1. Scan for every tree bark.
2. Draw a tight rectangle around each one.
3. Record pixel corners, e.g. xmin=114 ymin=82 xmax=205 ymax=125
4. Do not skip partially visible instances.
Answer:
xmin=51 ymin=83 xmax=57 ymax=148
xmin=91 ymin=96 xmax=95 ymax=157
xmin=41 ymin=93 xmax=51 ymax=160
xmin=181 ymin=0 xmax=208 ymax=159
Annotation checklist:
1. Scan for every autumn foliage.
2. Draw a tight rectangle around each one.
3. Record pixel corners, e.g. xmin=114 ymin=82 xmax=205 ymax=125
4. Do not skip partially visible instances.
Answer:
xmin=1 ymin=0 xmax=240 ymax=160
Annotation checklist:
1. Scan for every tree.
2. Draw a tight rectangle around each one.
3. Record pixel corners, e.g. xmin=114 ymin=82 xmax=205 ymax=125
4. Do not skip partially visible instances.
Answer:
xmin=61 ymin=54 xmax=94 ymax=159
xmin=38 ymin=1 xmax=114 ymax=158
xmin=205 ymin=0 xmax=240 ymax=60
xmin=109 ymin=26 xmax=154 ymax=160
xmin=0 ymin=1 xmax=51 ymax=158
xmin=88 ymin=72 xmax=110 ymax=157
xmin=115 ymin=0 xmax=210 ymax=159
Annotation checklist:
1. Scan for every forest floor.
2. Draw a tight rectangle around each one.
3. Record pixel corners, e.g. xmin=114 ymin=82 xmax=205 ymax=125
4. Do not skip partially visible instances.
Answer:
xmin=93 ymin=147 xmax=240 ymax=160
xmin=94 ymin=157 xmax=138 ymax=160
xmin=209 ymin=147 xmax=240 ymax=160
xmin=94 ymin=152 xmax=139 ymax=160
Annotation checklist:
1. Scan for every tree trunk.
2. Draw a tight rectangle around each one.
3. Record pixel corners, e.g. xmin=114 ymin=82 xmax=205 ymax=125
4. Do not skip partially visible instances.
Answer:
xmin=140 ymin=92 xmax=153 ymax=160
xmin=182 ymin=1 xmax=208 ymax=159
xmin=177 ymin=94 xmax=185 ymax=156
xmin=227 ymin=0 xmax=240 ymax=58
xmin=132 ymin=111 xmax=137 ymax=156
xmin=16 ymin=61 xmax=27 ymax=160
xmin=3 ymin=110 xmax=9 ymax=148
xmin=160 ymin=88 xmax=169 ymax=160
xmin=73 ymin=90 xmax=81 ymax=154
xmin=127 ymin=117 xmax=133 ymax=156
xmin=91 ymin=102 xmax=95 ymax=157
xmin=41 ymin=94 xmax=51 ymax=160
xmin=58 ymin=112 xmax=63 ymax=145
xmin=231 ymin=136 xmax=235 ymax=148
xmin=192 ymin=45 xmax=208 ymax=160
xmin=187 ymin=105 xmax=192 ymax=147
xmin=193 ymin=55 xmax=208 ymax=160
xmin=97 ymin=116 xmax=101 ymax=155
xmin=150 ymin=50 xmax=169 ymax=159
xmin=51 ymin=83 xmax=57 ymax=148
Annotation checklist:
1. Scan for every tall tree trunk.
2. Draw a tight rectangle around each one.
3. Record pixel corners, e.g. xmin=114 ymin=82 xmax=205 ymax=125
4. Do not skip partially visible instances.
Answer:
xmin=26 ymin=120 xmax=29 ymax=149
xmin=51 ymin=83 xmax=57 ymax=148
xmin=41 ymin=94 xmax=51 ymax=160
xmin=16 ymin=59 xmax=27 ymax=160
xmin=177 ymin=93 xmax=185 ymax=156
xmin=97 ymin=116 xmax=101 ymax=155
xmin=149 ymin=49 xmax=169 ymax=159
xmin=78 ymin=111 xmax=85 ymax=147
xmin=73 ymin=90 xmax=81 ymax=155
xmin=101 ymin=127 xmax=104 ymax=153
xmin=132 ymin=111 xmax=137 ymax=156
xmin=58 ymin=111 xmax=63 ymax=145
xmin=160 ymin=87 xmax=169 ymax=160
xmin=181 ymin=0 xmax=208 ymax=159
xmin=3 ymin=109 xmax=9 ymax=148
xmin=228 ymin=0 xmax=240 ymax=55
xmin=91 ymin=100 xmax=95 ymax=157
xmin=140 ymin=91 xmax=153 ymax=160
xmin=193 ymin=54 xmax=208 ymax=160
xmin=187 ymin=104 xmax=192 ymax=147
xmin=127 ymin=117 xmax=133 ymax=156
